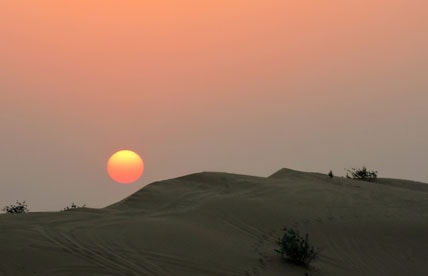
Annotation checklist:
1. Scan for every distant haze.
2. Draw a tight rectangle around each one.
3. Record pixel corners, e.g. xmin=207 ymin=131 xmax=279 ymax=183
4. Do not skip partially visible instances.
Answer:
xmin=1 ymin=1 xmax=427 ymax=211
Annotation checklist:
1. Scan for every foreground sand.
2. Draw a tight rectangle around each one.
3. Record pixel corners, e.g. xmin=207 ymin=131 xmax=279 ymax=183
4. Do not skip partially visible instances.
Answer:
xmin=1 ymin=168 xmax=428 ymax=275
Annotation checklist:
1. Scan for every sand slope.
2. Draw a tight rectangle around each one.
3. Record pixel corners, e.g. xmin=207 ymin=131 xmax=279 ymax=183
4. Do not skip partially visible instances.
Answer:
xmin=1 ymin=168 xmax=428 ymax=275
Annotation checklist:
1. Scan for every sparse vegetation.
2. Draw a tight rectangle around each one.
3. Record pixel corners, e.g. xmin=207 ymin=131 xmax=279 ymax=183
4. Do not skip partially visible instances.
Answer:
xmin=346 ymin=166 xmax=378 ymax=182
xmin=2 ymin=201 xmax=29 ymax=214
xmin=63 ymin=203 xmax=86 ymax=211
xmin=328 ymin=170 xmax=334 ymax=178
xmin=275 ymin=227 xmax=319 ymax=267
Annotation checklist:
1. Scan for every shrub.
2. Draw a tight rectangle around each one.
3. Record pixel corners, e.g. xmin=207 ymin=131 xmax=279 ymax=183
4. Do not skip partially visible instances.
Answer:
xmin=346 ymin=166 xmax=377 ymax=182
xmin=275 ymin=227 xmax=319 ymax=267
xmin=328 ymin=170 xmax=334 ymax=178
xmin=2 ymin=201 xmax=29 ymax=214
xmin=63 ymin=202 xmax=86 ymax=211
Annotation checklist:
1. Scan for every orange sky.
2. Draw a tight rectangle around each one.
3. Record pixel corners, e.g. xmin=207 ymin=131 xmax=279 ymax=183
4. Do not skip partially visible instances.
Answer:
xmin=1 ymin=1 xmax=427 ymax=211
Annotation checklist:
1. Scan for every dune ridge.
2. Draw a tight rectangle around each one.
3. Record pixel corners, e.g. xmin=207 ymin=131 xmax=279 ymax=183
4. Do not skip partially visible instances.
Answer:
xmin=1 ymin=168 xmax=427 ymax=275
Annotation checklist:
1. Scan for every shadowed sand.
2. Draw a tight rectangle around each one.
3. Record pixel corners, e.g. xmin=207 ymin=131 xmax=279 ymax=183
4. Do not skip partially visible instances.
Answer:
xmin=1 ymin=168 xmax=428 ymax=275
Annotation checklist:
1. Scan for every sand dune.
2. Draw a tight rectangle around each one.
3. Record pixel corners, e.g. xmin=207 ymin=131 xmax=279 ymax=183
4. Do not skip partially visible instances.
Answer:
xmin=1 ymin=168 xmax=427 ymax=275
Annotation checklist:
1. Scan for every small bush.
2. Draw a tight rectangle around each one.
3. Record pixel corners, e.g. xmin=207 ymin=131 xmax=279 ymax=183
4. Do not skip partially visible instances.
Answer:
xmin=63 ymin=203 xmax=86 ymax=211
xmin=328 ymin=170 xmax=334 ymax=178
xmin=2 ymin=201 xmax=29 ymax=214
xmin=275 ymin=227 xmax=319 ymax=267
xmin=346 ymin=166 xmax=377 ymax=182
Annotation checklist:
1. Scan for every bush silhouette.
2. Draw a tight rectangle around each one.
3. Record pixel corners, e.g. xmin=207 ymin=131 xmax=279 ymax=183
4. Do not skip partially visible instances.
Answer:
xmin=2 ymin=201 xmax=29 ymax=214
xmin=63 ymin=203 xmax=86 ymax=211
xmin=346 ymin=166 xmax=377 ymax=182
xmin=328 ymin=170 xmax=334 ymax=178
xmin=275 ymin=227 xmax=319 ymax=267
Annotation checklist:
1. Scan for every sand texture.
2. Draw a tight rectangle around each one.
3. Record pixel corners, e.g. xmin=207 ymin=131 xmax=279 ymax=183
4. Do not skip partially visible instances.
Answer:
xmin=1 ymin=168 xmax=428 ymax=275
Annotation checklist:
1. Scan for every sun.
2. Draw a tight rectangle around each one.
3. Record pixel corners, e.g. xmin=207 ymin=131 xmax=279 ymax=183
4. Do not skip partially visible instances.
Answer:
xmin=107 ymin=150 xmax=144 ymax=184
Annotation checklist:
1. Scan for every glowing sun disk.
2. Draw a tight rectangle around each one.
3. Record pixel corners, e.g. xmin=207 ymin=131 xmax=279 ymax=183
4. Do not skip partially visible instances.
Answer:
xmin=107 ymin=150 xmax=144 ymax=184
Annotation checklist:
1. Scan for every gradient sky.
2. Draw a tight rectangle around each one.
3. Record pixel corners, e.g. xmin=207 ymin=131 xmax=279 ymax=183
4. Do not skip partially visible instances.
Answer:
xmin=1 ymin=1 xmax=427 ymax=211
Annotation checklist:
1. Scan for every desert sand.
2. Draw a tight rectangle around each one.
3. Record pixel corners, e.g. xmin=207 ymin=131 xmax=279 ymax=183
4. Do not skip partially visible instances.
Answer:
xmin=1 ymin=168 xmax=427 ymax=275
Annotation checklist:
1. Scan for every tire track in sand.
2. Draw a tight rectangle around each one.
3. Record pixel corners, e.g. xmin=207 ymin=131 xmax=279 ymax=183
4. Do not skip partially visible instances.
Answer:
xmin=37 ymin=226 xmax=169 ymax=276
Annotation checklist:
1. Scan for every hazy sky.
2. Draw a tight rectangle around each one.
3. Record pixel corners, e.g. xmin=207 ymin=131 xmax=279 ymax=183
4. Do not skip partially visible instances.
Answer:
xmin=1 ymin=1 xmax=427 ymax=211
